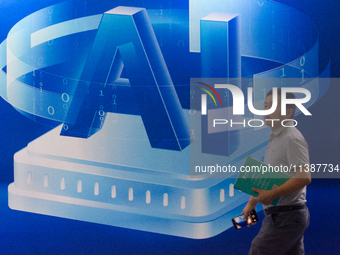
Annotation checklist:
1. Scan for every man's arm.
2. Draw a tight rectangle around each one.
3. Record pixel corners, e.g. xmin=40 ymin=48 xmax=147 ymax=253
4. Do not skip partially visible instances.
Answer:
xmin=252 ymin=167 xmax=311 ymax=205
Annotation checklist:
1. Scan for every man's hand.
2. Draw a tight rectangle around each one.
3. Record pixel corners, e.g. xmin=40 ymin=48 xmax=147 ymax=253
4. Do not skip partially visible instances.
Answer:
xmin=242 ymin=196 xmax=258 ymax=221
xmin=252 ymin=188 xmax=275 ymax=206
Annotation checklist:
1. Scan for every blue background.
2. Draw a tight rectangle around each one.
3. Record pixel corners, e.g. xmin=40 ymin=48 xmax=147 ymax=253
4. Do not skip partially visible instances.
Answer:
xmin=0 ymin=0 xmax=339 ymax=254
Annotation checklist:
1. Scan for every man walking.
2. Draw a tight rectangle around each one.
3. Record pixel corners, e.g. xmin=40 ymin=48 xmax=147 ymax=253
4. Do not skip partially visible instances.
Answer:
xmin=242 ymin=89 xmax=311 ymax=255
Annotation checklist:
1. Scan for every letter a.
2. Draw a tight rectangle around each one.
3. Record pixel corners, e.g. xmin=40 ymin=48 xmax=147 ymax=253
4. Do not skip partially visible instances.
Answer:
xmin=61 ymin=7 xmax=190 ymax=151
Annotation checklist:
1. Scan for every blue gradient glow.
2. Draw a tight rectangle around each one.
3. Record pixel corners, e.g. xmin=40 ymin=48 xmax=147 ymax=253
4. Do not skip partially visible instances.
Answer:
xmin=0 ymin=0 xmax=331 ymax=241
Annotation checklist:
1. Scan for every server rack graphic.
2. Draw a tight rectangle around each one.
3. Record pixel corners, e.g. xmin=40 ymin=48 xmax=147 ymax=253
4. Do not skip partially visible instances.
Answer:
xmin=0 ymin=0 xmax=327 ymax=238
